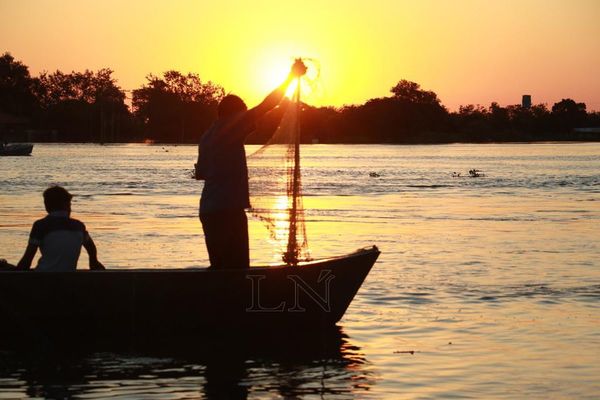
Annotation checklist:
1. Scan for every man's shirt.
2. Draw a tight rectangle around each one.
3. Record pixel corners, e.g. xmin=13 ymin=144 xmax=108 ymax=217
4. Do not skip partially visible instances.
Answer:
xmin=197 ymin=110 xmax=256 ymax=214
xmin=28 ymin=211 xmax=88 ymax=271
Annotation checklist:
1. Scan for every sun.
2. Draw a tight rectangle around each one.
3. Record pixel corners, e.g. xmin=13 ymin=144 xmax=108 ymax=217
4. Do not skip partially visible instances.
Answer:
xmin=257 ymin=61 xmax=290 ymax=95
xmin=254 ymin=55 xmax=317 ymax=103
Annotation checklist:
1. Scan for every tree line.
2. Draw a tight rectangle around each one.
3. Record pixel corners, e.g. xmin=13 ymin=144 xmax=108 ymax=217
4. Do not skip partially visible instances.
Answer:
xmin=1 ymin=52 xmax=599 ymax=144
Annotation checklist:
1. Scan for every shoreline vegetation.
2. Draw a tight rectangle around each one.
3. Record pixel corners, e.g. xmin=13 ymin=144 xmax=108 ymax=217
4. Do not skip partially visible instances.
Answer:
xmin=2 ymin=52 xmax=599 ymax=145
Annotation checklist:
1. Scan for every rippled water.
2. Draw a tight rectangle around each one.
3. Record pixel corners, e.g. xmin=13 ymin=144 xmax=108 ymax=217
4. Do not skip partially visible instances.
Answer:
xmin=1 ymin=143 xmax=599 ymax=398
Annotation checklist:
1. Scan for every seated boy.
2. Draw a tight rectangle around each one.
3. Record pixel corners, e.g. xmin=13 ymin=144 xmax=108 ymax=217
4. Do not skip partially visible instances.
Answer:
xmin=13 ymin=185 xmax=105 ymax=271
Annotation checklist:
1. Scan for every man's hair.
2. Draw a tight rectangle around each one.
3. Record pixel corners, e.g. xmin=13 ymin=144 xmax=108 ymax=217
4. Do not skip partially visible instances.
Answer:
xmin=218 ymin=95 xmax=247 ymax=119
xmin=43 ymin=185 xmax=72 ymax=212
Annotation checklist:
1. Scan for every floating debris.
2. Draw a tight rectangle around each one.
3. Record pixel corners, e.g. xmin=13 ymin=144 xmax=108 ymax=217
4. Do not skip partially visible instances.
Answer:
xmin=369 ymin=172 xmax=381 ymax=178
xmin=452 ymin=170 xmax=486 ymax=177
xmin=468 ymin=169 xmax=485 ymax=178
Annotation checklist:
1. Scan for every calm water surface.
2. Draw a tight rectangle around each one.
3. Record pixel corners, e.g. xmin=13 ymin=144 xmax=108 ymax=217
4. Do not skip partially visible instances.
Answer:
xmin=1 ymin=143 xmax=599 ymax=398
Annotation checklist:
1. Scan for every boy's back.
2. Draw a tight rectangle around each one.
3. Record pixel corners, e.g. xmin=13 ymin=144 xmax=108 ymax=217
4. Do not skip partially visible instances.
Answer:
xmin=13 ymin=185 xmax=104 ymax=271
xmin=30 ymin=211 xmax=88 ymax=271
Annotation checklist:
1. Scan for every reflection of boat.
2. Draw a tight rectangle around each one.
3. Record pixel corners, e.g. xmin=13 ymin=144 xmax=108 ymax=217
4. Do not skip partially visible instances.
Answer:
xmin=0 ymin=246 xmax=379 ymax=342
xmin=0 ymin=143 xmax=33 ymax=156
xmin=0 ymin=324 xmax=373 ymax=397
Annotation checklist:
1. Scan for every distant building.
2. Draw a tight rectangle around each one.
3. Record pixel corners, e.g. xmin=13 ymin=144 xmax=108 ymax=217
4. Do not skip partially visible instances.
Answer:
xmin=522 ymin=95 xmax=532 ymax=109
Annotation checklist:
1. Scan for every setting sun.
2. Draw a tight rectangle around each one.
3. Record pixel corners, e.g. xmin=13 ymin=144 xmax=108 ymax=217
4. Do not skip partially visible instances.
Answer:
xmin=250 ymin=54 xmax=318 ymax=103
xmin=250 ymin=52 xmax=291 ymax=100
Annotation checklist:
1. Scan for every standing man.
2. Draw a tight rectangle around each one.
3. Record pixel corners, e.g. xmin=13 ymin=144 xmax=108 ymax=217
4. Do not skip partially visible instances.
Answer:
xmin=195 ymin=60 xmax=307 ymax=268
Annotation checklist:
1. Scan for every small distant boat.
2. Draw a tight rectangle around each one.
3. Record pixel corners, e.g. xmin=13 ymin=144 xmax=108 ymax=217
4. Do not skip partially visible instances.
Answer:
xmin=0 ymin=246 xmax=380 ymax=343
xmin=0 ymin=143 xmax=34 ymax=156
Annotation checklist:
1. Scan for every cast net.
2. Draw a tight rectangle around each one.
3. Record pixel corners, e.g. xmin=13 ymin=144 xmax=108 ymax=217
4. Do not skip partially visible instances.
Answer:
xmin=246 ymin=71 xmax=312 ymax=266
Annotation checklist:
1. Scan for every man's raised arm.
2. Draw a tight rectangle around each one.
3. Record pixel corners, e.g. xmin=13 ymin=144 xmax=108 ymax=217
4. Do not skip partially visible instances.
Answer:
xmin=250 ymin=59 xmax=307 ymax=118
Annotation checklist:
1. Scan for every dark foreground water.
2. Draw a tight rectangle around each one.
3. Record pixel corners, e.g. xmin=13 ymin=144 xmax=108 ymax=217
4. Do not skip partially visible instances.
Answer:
xmin=1 ymin=143 xmax=599 ymax=398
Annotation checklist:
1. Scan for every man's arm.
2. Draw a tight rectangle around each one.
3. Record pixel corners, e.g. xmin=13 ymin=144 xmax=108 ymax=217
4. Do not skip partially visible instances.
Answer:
xmin=83 ymin=235 xmax=105 ymax=270
xmin=217 ymin=59 xmax=308 ymax=145
xmin=250 ymin=75 xmax=295 ymax=118
xmin=16 ymin=243 xmax=38 ymax=270
xmin=249 ymin=59 xmax=308 ymax=118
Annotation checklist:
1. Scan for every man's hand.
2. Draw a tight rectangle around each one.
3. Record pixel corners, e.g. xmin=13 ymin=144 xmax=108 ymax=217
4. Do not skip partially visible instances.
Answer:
xmin=290 ymin=58 xmax=307 ymax=77
xmin=0 ymin=259 xmax=17 ymax=270
xmin=90 ymin=258 xmax=105 ymax=270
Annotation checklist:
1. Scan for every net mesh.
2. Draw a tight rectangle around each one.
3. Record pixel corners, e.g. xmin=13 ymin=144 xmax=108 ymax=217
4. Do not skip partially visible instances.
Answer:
xmin=247 ymin=82 xmax=310 ymax=265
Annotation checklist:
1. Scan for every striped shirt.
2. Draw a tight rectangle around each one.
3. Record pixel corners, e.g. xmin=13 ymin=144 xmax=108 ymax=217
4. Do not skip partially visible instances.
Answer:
xmin=28 ymin=211 xmax=89 ymax=272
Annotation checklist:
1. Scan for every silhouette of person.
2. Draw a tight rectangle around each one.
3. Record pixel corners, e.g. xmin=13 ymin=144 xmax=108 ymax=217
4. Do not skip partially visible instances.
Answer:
xmin=14 ymin=185 xmax=105 ymax=271
xmin=195 ymin=60 xmax=307 ymax=268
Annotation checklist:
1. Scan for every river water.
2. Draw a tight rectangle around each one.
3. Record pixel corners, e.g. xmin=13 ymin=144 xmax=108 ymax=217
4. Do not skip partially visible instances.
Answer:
xmin=0 ymin=143 xmax=599 ymax=398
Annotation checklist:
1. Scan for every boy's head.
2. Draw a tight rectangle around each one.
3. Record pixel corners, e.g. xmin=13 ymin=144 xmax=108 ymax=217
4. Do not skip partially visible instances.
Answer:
xmin=43 ymin=185 xmax=72 ymax=213
xmin=218 ymin=94 xmax=247 ymax=119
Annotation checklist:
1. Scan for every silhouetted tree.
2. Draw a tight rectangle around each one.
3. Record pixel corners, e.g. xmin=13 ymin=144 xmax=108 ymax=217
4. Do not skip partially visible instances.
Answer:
xmin=551 ymin=98 xmax=587 ymax=131
xmin=506 ymin=105 xmax=536 ymax=137
xmin=388 ymin=80 xmax=448 ymax=142
xmin=390 ymin=79 xmax=441 ymax=105
xmin=3 ymin=51 xmax=599 ymax=143
xmin=455 ymin=104 xmax=488 ymax=133
xmin=318 ymin=80 xmax=450 ymax=143
xmin=489 ymin=102 xmax=510 ymax=133
xmin=132 ymin=71 xmax=224 ymax=142
xmin=588 ymin=111 xmax=600 ymax=128
xmin=33 ymin=69 xmax=130 ymax=141
xmin=299 ymin=105 xmax=339 ymax=143
xmin=0 ymin=52 xmax=38 ymax=118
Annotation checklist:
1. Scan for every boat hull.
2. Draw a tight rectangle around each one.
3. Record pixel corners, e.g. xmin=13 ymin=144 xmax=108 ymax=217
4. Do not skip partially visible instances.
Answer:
xmin=0 ymin=247 xmax=379 ymax=343
xmin=0 ymin=143 xmax=33 ymax=156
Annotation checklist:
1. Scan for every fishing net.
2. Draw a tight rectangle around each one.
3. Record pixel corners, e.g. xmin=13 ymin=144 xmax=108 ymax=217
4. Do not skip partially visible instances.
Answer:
xmin=247 ymin=79 xmax=310 ymax=266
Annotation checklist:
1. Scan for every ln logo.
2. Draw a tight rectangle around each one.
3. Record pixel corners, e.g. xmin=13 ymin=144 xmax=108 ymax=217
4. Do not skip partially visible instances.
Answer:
xmin=246 ymin=270 xmax=335 ymax=312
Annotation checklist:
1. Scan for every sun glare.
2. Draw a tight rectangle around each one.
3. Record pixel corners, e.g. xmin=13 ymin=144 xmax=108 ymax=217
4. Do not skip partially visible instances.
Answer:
xmin=286 ymin=74 xmax=317 ymax=100
xmin=254 ymin=55 xmax=318 ymax=103
xmin=285 ymin=78 xmax=299 ymax=98
xmin=256 ymin=59 xmax=289 ymax=97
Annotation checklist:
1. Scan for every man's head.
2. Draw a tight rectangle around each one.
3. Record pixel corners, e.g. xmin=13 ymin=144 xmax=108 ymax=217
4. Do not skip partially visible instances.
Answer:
xmin=43 ymin=185 xmax=72 ymax=213
xmin=218 ymin=95 xmax=247 ymax=119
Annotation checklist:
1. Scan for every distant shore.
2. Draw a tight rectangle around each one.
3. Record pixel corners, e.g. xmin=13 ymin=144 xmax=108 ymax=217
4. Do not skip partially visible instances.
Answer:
xmin=2 ymin=53 xmax=600 ymax=146
xmin=8 ymin=138 xmax=600 ymax=146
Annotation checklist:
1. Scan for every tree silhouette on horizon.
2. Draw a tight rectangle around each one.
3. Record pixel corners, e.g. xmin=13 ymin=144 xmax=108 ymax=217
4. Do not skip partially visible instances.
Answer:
xmin=1 ymin=52 xmax=599 ymax=143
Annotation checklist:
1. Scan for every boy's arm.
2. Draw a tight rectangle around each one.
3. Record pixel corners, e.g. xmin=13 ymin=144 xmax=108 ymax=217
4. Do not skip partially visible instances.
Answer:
xmin=16 ymin=243 xmax=38 ymax=270
xmin=83 ymin=235 xmax=105 ymax=270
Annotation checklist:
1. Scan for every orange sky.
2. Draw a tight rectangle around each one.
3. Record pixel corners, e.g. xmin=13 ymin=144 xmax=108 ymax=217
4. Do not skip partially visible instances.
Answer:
xmin=1 ymin=0 xmax=599 ymax=110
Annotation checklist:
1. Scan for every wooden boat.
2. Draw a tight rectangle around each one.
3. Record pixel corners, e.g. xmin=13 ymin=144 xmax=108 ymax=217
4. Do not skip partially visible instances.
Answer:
xmin=0 ymin=246 xmax=379 ymax=343
xmin=0 ymin=143 xmax=33 ymax=156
